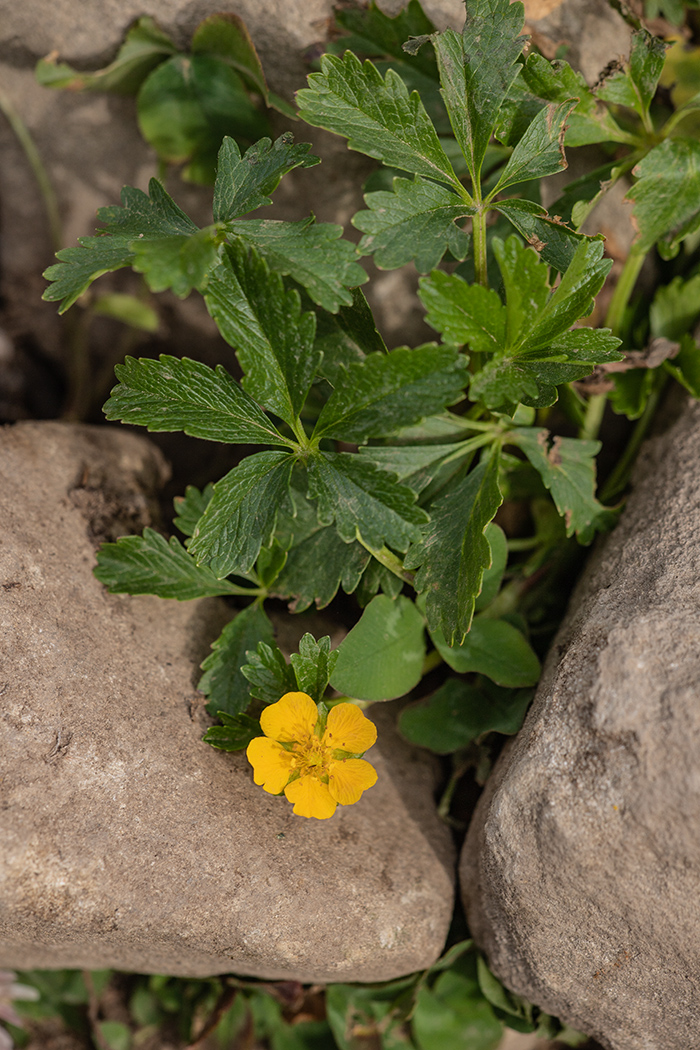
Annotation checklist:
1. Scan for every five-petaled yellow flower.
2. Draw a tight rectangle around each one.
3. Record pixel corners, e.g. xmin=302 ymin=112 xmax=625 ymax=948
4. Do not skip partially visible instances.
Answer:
xmin=246 ymin=692 xmax=378 ymax=819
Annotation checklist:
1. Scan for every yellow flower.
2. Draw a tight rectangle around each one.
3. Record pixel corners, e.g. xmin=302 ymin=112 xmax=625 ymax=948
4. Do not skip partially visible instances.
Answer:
xmin=246 ymin=692 xmax=378 ymax=820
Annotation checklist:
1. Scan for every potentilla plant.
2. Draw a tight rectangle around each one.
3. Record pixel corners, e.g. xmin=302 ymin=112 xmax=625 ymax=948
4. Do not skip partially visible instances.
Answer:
xmin=41 ymin=0 xmax=700 ymax=820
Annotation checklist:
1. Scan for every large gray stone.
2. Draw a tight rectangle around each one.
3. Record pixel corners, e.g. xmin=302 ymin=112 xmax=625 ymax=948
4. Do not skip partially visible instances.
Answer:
xmin=0 ymin=421 xmax=454 ymax=981
xmin=461 ymin=395 xmax=700 ymax=1050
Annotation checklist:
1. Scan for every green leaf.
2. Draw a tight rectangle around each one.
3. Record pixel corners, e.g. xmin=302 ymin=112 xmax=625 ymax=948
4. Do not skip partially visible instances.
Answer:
xmin=413 ymin=954 xmax=502 ymax=1050
xmin=189 ymin=451 xmax=294 ymax=577
xmin=650 ymin=273 xmax=700 ymax=340
xmin=242 ymin=642 xmax=297 ymax=705
xmin=313 ymin=344 xmax=467 ymax=444
xmin=307 ymin=452 xmax=427 ymax=552
xmin=130 ymin=226 xmax=222 ymax=297
xmin=330 ymin=595 xmax=426 ymax=701
xmin=290 ymin=634 xmax=339 ymax=703
xmin=355 ymin=557 xmax=405 ymax=606
xmin=93 ymin=528 xmax=243 ymax=599
xmin=91 ymin=293 xmax=159 ymax=332
xmin=42 ymin=178 xmax=199 ymax=311
xmin=431 ymin=1 xmax=525 ymax=184
xmin=475 ymin=523 xmax=508 ymax=610
xmin=598 ymin=28 xmax=667 ymax=122
xmin=405 ymin=448 xmax=503 ymax=645
xmin=213 ymin=134 xmax=319 ymax=221
xmin=297 ymin=51 xmax=462 ymax=190
xmin=627 ymin=138 xmax=700 ymax=252
xmin=203 ymin=712 xmax=261 ymax=751
xmin=359 ymin=442 xmax=474 ymax=495
xmin=509 ymin=427 xmax=614 ymax=543
xmin=399 ymin=677 xmax=532 ymax=753
xmin=137 ymin=54 xmax=268 ymax=183
xmin=490 ymin=197 xmax=585 ymax=272
xmin=419 ymin=273 xmax=506 ymax=353
xmin=272 ymin=522 xmax=369 ymax=611
xmin=233 ymin=217 xmax=367 ymax=312
xmin=335 ymin=0 xmax=438 ymax=76
xmin=35 ymin=16 xmax=177 ymax=95
xmin=476 ymin=956 xmax=538 ymax=1031
xmin=97 ymin=1021 xmax=132 ymax=1050
xmin=198 ymin=603 xmax=274 ymax=716
xmin=353 ymin=176 xmax=472 ymax=272
xmin=491 ymin=98 xmax=574 ymax=194
xmin=431 ymin=618 xmax=541 ymax=686
xmin=609 ymin=368 xmax=655 ymax=420
xmin=173 ymin=483 xmax=214 ymax=537
xmin=326 ymin=978 xmax=418 ymax=1050
xmin=663 ymin=333 xmax=700 ymax=398
xmin=205 ymin=242 xmax=319 ymax=426
xmin=103 ymin=355 xmax=289 ymax=447
xmin=491 ymin=235 xmax=549 ymax=347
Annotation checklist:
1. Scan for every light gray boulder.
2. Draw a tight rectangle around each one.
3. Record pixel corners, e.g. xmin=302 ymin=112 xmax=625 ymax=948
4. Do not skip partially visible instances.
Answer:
xmin=461 ymin=395 xmax=700 ymax=1050
xmin=0 ymin=421 xmax=454 ymax=981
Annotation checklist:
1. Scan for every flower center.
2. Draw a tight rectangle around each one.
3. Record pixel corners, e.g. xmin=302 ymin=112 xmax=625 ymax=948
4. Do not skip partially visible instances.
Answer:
xmin=292 ymin=736 xmax=331 ymax=778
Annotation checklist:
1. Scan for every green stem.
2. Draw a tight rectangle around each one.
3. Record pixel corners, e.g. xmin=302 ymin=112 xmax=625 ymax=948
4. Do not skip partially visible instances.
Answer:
xmin=357 ymin=540 xmax=415 ymax=586
xmin=579 ymin=390 xmax=607 ymax=443
xmin=0 ymin=85 xmax=62 ymax=253
xmin=599 ymin=376 xmax=667 ymax=503
xmin=472 ymin=207 xmax=489 ymax=288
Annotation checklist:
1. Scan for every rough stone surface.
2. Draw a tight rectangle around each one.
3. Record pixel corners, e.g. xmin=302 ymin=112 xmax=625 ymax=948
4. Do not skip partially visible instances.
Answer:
xmin=0 ymin=420 xmax=455 ymax=981
xmin=461 ymin=394 xmax=700 ymax=1050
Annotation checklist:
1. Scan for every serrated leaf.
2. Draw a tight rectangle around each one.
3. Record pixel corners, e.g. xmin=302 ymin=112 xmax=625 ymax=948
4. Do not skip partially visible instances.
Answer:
xmin=492 ymin=235 xmax=549 ymax=346
xmin=597 ymin=28 xmax=667 ymax=122
xmin=336 ymin=0 xmax=438 ymax=76
xmin=650 ymin=274 xmax=700 ymax=341
xmin=475 ymin=523 xmax=508 ymax=610
xmin=272 ymin=523 xmax=369 ymax=611
xmin=296 ymin=51 xmax=461 ymax=189
xmin=241 ymin=641 xmax=297 ymax=704
xmin=354 ymin=557 xmax=404 ymax=607
xmin=491 ymin=98 xmax=574 ymax=194
xmin=35 ymin=16 xmax=177 ymax=95
xmin=203 ymin=712 xmax=261 ymax=751
xmin=198 ymin=602 xmax=275 ymax=716
xmin=233 ymin=217 xmax=367 ymax=312
xmin=103 ymin=354 xmax=289 ymax=446
xmin=173 ymin=483 xmax=214 ymax=537
xmin=213 ymin=134 xmax=319 ymax=221
xmin=431 ymin=2 xmax=525 ymax=184
xmin=137 ymin=54 xmax=268 ymax=183
xmin=290 ymin=634 xmax=339 ymax=702
xmin=430 ymin=617 xmax=541 ymax=686
xmin=509 ymin=427 xmax=613 ymax=543
xmin=399 ymin=678 xmax=532 ymax=753
xmin=627 ymin=138 xmax=700 ymax=252
xmin=188 ymin=450 xmax=293 ymax=576
xmin=490 ymin=197 xmax=585 ymax=271
xmin=359 ymin=442 xmax=474 ymax=494
xmin=307 ymin=452 xmax=427 ymax=552
xmin=93 ymin=528 xmax=243 ymax=599
xmin=663 ymin=333 xmax=700 ymax=398
xmin=43 ymin=243 xmax=139 ymax=313
xmin=205 ymin=242 xmax=319 ymax=425
xmin=313 ymin=344 xmax=467 ymax=443
xmin=130 ymin=226 xmax=222 ymax=297
xmin=311 ymin=286 xmax=387 ymax=388
xmin=353 ymin=175 xmax=472 ymax=272
xmin=419 ymin=272 xmax=506 ymax=352
xmin=413 ymin=953 xmax=503 ymax=1050
xmin=405 ymin=449 xmax=503 ymax=645
xmin=330 ymin=595 xmax=426 ymax=701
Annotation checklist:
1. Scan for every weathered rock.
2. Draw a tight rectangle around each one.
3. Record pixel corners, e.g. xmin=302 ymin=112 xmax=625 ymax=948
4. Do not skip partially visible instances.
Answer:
xmin=0 ymin=421 xmax=454 ymax=981
xmin=461 ymin=394 xmax=700 ymax=1050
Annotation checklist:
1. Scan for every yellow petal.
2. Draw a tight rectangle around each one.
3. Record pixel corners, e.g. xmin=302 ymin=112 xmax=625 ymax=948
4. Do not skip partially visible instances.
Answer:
xmin=328 ymin=758 xmax=378 ymax=806
xmin=284 ymin=774 xmax=337 ymax=819
xmin=260 ymin=692 xmax=318 ymax=744
xmin=324 ymin=703 xmax=377 ymax=754
xmin=246 ymin=736 xmax=294 ymax=794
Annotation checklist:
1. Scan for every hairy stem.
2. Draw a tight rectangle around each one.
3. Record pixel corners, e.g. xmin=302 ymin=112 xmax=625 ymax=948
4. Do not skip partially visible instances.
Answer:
xmin=472 ymin=207 xmax=489 ymax=288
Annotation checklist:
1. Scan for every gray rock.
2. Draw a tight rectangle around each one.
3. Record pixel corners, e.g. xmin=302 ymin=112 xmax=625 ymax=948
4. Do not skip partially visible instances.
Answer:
xmin=0 ymin=421 xmax=454 ymax=981
xmin=461 ymin=394 xmax=700 ymax=1050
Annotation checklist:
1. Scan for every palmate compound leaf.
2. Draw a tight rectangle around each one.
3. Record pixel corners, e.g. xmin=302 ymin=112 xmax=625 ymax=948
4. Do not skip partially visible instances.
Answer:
xmin=204 ymin=242 xmax=319 ymax=426
xmin=428 ymin=0 xmax=526 ymax=185
xmin=241 ymin=641 xmax=298 ymax=705
xmin=490 ymin=98 xmax=575 ymax=194
xmin=312 ymin=343 xmax=468 ymax=444
xmin=198 ymin=601 xmax=275 ymax=717
xmin=508 ymin=427 xmax=615 ymax=543
xmin=490 ymin=197 xmax=585 ymax=272
xmin=597 ymin=28 xmax=667 ymax=124
xmin=307 ymin=452 xmax=428 ymax=553
xmin=404 ymin=447 xmax=503 ymax=645
xmin=626 ymin=138 xmax=700 ymax=252
xmin=290 ymin=634 xmax=339 ymax=703
xmin=173 ymin=483 xmax=214 ymax=537
xmin=353 ymin=175 xmax=472 ymax=272
xmin=188 ymin=450 xmax=294 ymax=577
xmin=271 ymin=521 xmax=370 ymax=611
xmin=212 ymin=134 xmax=320 ymax=222
xmin=103 ymin=354 xmax=290 ymax=447
xmin=93 ymin=528 xmax=244 ymax=599
xmin=296 ymin=50 xmax=462 ymax=190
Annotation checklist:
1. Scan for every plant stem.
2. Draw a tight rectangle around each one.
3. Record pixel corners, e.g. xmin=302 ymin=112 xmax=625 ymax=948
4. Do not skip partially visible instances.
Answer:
xmin=358 ymin=541 xmax=414 ymax=585
xmin=599 ymin=375 xmax=667 ymax=503
xmin=472 ymin=207 xmax=489 ymax=288
xmin=0 ymin=85 xmax=62 ymax=253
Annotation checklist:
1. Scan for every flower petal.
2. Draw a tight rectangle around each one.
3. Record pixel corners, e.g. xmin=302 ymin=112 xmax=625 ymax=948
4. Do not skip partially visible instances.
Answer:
xmin=284 ymin=774 xmax=337 ymax=819
xmin=324 ymin=703 xmax=377 ymax=754
xmin=328 ymin=758 xmax=378 ymax=806
xmin=246 ymin=736 xmax=294 ymax=794
xmin=260 ymin=691 xmax=318 ymax=743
